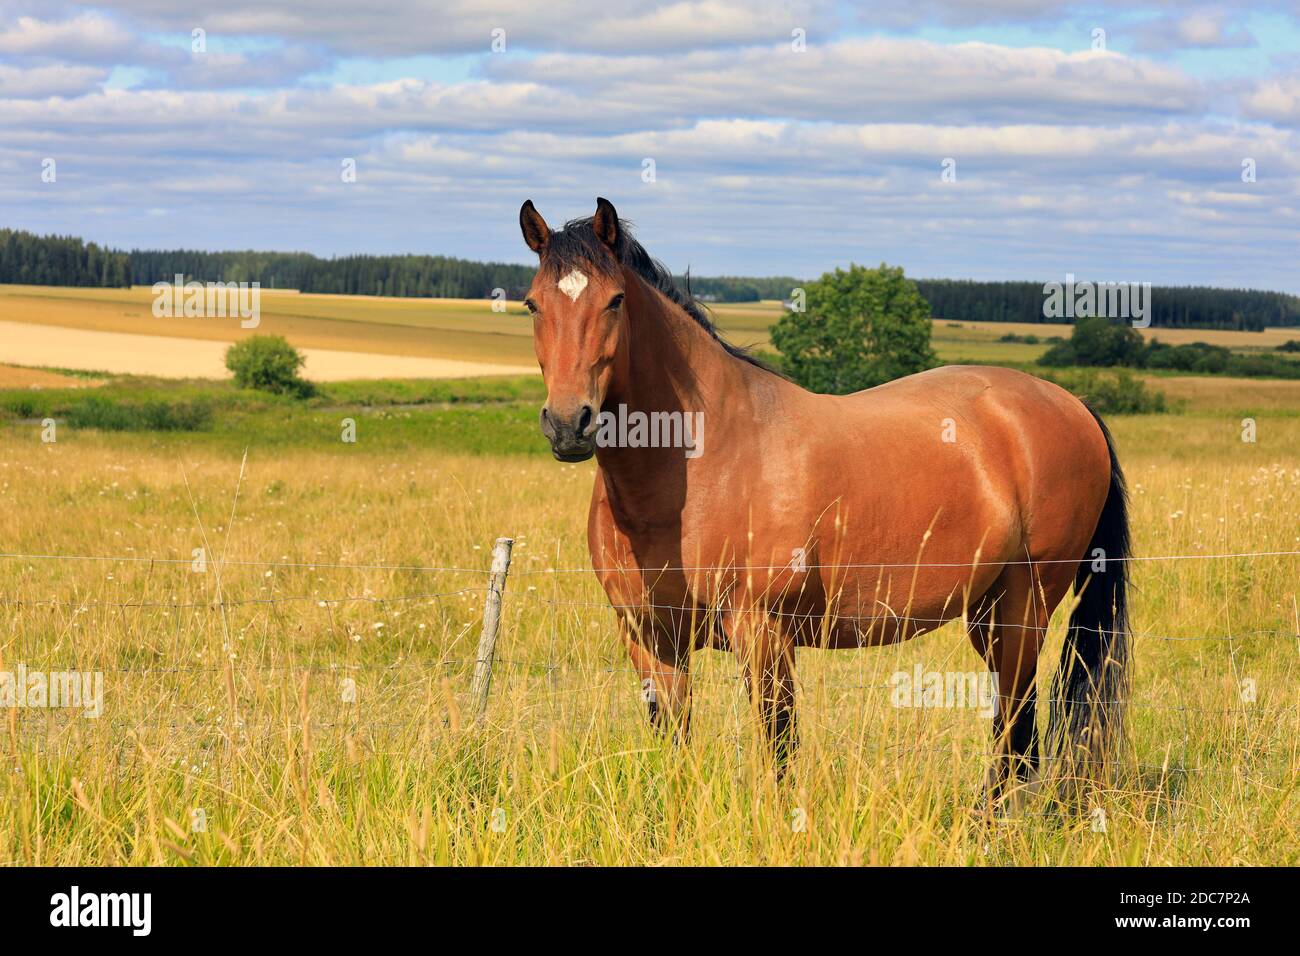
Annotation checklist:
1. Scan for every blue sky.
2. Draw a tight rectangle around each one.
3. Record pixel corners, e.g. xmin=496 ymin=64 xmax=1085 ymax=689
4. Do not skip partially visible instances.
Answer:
xmin=2 ymin=1 xmax=1299 ymax=290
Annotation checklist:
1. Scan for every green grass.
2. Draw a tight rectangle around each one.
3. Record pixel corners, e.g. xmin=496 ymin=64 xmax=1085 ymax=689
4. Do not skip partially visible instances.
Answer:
xmin=0 ymin=374 xmax=550 ymax=454
xmin=4 ymin=354 xmax=1294 ymax=457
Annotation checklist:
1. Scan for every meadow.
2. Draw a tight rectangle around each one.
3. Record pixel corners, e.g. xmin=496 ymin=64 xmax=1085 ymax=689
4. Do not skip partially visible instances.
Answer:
xmin=0 ymin=359 xmax=1296 ymax=865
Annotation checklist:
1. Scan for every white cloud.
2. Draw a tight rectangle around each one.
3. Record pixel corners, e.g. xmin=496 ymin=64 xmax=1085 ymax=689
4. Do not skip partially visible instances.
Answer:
xmin=494 ymin=39 xmax=1206 ymax=126
xmin=73 ymin=0 xmax=832 ymax=55
xmin=0 ymin=12 xmax=136 ymax=62
xmin=1241 ymin=74 xmax=1300 ymax=125
xmin=0 ymin=63 xmax=107 ymax=97
xmin=1133 ymin=9 xmax=1256 ymax=52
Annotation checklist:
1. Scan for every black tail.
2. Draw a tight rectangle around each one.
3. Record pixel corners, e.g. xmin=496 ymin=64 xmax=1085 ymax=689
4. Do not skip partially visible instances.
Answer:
xmin=1048 ymin=404 xmax=1131 ymax=776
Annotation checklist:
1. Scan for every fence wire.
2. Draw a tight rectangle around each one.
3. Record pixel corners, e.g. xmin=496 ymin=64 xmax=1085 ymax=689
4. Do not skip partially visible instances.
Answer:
xmin=1 ymin=544 xmax=1296 ymax=790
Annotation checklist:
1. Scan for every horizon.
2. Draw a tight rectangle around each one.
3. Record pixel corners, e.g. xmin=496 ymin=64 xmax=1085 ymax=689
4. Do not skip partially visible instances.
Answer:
xmin=6 ymin=224 xmax=1300 ymax=298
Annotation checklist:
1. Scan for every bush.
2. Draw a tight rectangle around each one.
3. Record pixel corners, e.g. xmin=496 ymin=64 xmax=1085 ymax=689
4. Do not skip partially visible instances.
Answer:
xmin=1040 ymin=317 xmax=1145 ymax=368
xmin=770 ymin=263 xmax=937 ymax=394
xmin=1041 ymin=324 xmax=1300 ymax=380
xmin=1224 ymin=353 xmax=1300 ymax=379
xmin=0 ymin=394 xmax=41 ymax=419
xmin=65 ymin=396 xmax=213 ymax=431
xmin=1038 ymin=369 xmax=1168 ymax=414
xmin=225 ymin=335 xmax=312 ymax=396
xmin=1038 ymin=341 xmax=1078 ymax=366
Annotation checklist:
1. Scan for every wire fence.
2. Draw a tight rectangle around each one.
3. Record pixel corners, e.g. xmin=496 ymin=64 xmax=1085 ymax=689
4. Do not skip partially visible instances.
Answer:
xmin=2 ymin=542 xmax=1297 ymax=789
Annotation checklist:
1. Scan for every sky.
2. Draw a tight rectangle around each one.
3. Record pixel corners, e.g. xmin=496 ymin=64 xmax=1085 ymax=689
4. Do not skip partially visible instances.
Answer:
xmin=2 ymin=1 xmax=1299 ymax=289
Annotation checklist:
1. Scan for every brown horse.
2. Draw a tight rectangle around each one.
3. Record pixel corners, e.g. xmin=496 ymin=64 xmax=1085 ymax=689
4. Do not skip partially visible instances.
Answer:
xmin=518 ymin=197 xmax=1130 ymax=801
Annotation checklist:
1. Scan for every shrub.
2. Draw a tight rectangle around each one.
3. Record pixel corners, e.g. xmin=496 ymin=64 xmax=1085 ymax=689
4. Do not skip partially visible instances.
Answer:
xmin=1038 ymin=369 xmax=1168 ymax=414
xmin=225 ymin=335 xmax=312 ymax=396
xmin=1038 ymin=341 xmax=1078 ymax=366
xmin=65 ymin=396 xmax=213 ymax=431
xmin=0 ymin=394 xmax=41 ymax=419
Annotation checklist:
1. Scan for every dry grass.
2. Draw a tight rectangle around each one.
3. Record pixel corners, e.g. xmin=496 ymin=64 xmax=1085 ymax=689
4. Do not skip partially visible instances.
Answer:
xmin=0 ymin=412 xmax=1296 ymax=866
xmin=1135 ymin=375 xmax=1300 ymax=414
xmin=0 ymin=364 xmax=103 ymax=389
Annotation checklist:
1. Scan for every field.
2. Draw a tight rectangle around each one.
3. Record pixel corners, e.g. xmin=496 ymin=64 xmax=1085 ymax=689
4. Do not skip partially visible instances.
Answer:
xmin=0 ymin=284 xmax=537 ymax=370
xmin=0 ymin=357 xmax=1297 ymax=865
xmin=0 ymin=285 xmax=1297 ymax=866
xmin=4 ymin=284 xmax=1298 ymax=381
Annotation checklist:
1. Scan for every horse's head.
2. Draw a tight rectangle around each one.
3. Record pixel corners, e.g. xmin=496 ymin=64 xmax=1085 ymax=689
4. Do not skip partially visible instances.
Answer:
xmin=519 ymin=197 xmax=628 ymax=462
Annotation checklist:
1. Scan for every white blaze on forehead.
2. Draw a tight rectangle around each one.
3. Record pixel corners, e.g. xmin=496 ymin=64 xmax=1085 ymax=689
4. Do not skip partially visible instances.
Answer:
xmin=557 ymin=269 xmax=588 ymax=302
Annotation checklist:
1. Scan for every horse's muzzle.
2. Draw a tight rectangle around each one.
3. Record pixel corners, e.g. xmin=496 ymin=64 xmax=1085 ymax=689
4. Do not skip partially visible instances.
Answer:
xmin=540 ymin=404 xmax=597 ymax=462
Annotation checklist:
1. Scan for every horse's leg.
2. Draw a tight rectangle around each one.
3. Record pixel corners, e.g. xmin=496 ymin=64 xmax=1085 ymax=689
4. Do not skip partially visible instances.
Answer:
xmin=971 ymin=564 xmax=1048 ymax=807
xmin=728 ymin=608 xmax=798 ymax=772
xmin=621 ymin=614 xmax=692 ymax=742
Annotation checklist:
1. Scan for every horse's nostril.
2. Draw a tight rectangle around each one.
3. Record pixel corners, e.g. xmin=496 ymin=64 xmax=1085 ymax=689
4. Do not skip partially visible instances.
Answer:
xmin=578 ymin=406 xmax=594 ymax=436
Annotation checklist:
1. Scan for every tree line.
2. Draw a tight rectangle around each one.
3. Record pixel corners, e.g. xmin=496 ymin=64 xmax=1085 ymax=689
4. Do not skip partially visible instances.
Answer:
xmin=0 ymin=229 xmax=131 ymax=288
xmin=131 ymin=254 xmax=805 ymax=303
xmin=914 ymin=278 xmax=1300 ymax=331
xmin=4 ymin=228 xmax=1298 ymax=329
xmin=128 ymin=248 xmax=540 ymax=300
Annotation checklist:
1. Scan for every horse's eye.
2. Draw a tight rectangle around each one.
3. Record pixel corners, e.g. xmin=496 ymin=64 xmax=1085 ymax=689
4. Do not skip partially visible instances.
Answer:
xmin=606 ymin=293 xmax=625 ymax=312
xmin=524 ymin=299 xmax=539 ymax=315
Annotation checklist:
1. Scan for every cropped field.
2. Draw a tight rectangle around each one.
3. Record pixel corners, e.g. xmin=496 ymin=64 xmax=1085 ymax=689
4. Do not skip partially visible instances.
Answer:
xmin=0 ymin=375 xmax=1296 ymax=866
xmin=4 ymin=285 xmax=1296 ymax=381
xmin=0 ymin=284 xmax=538 ymax=368
xmin=0 ymin=319 xmax=532 ymax=381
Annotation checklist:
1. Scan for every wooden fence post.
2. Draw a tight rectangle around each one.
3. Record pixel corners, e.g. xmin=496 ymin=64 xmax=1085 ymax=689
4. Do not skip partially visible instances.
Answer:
xmin=469 ymin=536 xmax=514 ymax=723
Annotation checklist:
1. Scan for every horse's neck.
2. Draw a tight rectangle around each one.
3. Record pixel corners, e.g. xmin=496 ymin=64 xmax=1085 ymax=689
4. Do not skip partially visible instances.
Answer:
xmin=606 ymin=270 xmax=740 ymax=416
xmin=595 ymin=271 xmax=750 ymax=493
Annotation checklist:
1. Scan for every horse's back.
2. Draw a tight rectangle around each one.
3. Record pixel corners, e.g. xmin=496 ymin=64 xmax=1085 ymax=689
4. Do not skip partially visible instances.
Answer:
xmin=844 ymin=364 xmax=1086 ymax=420
xmin=830 ymin=364 xmax=1107 ymax=487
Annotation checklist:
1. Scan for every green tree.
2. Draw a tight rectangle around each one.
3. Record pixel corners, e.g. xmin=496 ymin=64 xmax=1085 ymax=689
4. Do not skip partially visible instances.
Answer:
xmin=225 ymin=335 xmax=313 ymax=396
xmin=770 ymin=263 xmax=937 ymax=394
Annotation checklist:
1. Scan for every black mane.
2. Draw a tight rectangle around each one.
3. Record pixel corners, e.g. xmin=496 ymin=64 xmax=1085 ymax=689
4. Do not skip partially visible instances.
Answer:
xmin=540 ymin=216 xmax=772 ymax=371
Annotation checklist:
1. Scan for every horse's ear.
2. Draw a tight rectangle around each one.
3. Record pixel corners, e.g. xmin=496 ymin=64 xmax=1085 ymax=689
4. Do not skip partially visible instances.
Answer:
xmin=519 ymin=200 xmax=550 ymax=255
xmin=593 ymin=197 xmax=620 ymax=250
